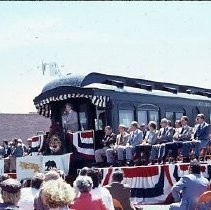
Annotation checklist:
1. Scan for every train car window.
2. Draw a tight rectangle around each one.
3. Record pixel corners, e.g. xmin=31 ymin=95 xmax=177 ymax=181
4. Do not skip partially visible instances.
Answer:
xmin=137 ymin=104 xmax=159 ymax=125
xmin=79 ymin=112 xmax=87 ymax=130
xmin=166 ymin=112 xmax=174 ymax=123
xmin=138 ymin=110 xmax=147 ymax=125
xmin=119 ymin=109 xmax=134 ymax=128
xmin=149 ymin=111 xmax=159 ymax=125
xmin=78 ymin=103 xmax=89 ymax=130
xmin=166 ymin=111 xmax=184 ymax=125
xmin=175 ymin=112 xmax=183 ymax=120
xmin=95 ymin=107 xmax=107 ymax=130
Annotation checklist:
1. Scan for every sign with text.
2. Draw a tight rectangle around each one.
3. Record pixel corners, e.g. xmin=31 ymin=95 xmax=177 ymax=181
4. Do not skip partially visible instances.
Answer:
xmin=16 ymin=153 xmax=71 ymax=181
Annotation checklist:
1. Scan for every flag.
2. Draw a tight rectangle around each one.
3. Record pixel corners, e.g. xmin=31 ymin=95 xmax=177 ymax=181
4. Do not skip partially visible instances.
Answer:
xmin=31 ymin=136 xmax=40 ymax=155
xmin=69 ymin=130 xmax=95 ymax=159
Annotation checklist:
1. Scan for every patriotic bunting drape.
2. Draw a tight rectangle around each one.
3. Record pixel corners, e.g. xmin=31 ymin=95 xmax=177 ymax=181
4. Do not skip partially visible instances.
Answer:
xmin=68 ymin=130 xmax=95 ymax=159
xmin=100 ymin=163 xmax=211 ymax=205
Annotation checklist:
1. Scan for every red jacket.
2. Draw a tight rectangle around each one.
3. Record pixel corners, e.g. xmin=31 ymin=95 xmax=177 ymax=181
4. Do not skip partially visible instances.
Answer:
xmin=70 ymin=192 xmax=106 ymax=210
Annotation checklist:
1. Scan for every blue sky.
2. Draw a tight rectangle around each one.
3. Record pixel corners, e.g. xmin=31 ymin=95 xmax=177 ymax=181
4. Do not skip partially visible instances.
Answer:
xmin=0 ymin=1 xmax=211 ymax=113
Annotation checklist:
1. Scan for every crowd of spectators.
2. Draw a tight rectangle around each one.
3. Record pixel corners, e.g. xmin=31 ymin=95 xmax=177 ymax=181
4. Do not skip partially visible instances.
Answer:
xmin=0 ymin=160 xmax=209 ymax=209
xmin=0 ymin=166 xmax=135 ymax=209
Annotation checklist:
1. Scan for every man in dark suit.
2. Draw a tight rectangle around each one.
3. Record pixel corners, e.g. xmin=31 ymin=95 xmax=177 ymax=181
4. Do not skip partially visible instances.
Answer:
xmin=2 ymin=140 xmax=11 ymax=158
xmin=193 ymin=113 xmax=211 ymax=158
xmin=94 ymin=126 xmax=116 ymax=167
xmin=105 ymin=168 xmax=135 ymax=210
xmin=106 ymin=124 xmax=130 ymax=166
xmin=125 ymin=121 xmax=143 ymax=165
xmin=149 ymin=118 xmax=174 ymax=164
xmin=176 ymin=116 xmax=193 ymax=162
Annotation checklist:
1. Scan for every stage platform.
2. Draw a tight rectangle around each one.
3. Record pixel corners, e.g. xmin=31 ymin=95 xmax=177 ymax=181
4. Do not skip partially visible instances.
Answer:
xmin=100 ymin=161 xmax=211 ymax=205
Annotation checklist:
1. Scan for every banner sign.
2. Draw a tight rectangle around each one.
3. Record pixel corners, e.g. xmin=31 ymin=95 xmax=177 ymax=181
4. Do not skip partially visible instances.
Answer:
xmin=16 ymin=153 xmax=71 ymax=181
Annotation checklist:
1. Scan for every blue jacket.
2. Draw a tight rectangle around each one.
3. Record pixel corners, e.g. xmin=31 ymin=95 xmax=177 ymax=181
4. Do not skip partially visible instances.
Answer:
xmin=171 ymin=173 xmax=209 ymax=210
xmin=194 ymin=123 xmax=210 ymax=141
xmin=129 ymin=129 xmax=143 ymax=146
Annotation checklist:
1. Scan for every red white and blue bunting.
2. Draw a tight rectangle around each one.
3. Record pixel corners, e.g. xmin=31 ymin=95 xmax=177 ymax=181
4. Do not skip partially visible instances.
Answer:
xmin=67 ymin=130 xmax=95 ymax=159
xmin=100 ymin=163 xmax=211 ymax=205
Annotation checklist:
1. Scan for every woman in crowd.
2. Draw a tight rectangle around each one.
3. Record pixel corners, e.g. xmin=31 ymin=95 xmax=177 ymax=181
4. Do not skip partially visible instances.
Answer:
xmin=70 ymin=175 xmax=106 ymax=210
xmin=18 ymin=173 xmax=45 ymax=210
xmin=0 ymin=178 xmax=22 ymax=209
xmin=42 ymin=179 xmax=75 ymax=210
xmin=86 ymin=168 xmax=114 ymax=210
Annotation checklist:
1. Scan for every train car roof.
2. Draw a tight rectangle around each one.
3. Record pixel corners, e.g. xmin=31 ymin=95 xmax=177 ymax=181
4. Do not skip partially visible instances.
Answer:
xmin=34 ymin=72 xmax=211 ymax=117
xmin=41 ymin=74 xmax=85 ymax=93
xmin=41 ymin=72 xmax=211 ymax=99
xmin=84 ymin=83 xmax=211 ymax=101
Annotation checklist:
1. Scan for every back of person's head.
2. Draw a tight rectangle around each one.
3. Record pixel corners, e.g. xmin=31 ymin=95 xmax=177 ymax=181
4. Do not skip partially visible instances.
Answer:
xmin=42 ymin=179 xmax=75 ymax=209
xmin=44 ymin=170 xmax=60 ymax=182
xmin=112 ymin=168 xmax=124 ymax=183
xmin=79 ymin=167 xmax=90 ymax=176
xmin=31 ymin=173 xmax=45 ymax=189
xmin=75 ymin=175 xmax=93 ymax=193
xmin=86 ymin=168 xmax=102 ymax=189
xmin=0 ymin=178 xmax=22 ymax=204
xmin=189 ymin=159 xmax=201 ymax=174
xmin=57 ymin=169 xmax=65 ymax=180
xmin=0 ymin=173 xmax=10 ymax=183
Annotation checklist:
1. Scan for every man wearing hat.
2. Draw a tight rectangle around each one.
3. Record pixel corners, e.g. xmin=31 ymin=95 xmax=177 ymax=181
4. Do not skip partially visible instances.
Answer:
xmin=0 ymin=178 xmax=22 ymax=209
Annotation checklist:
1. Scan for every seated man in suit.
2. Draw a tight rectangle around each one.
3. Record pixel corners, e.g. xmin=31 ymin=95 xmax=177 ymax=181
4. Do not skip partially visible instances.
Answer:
xmin=164 ymin=117 xmax=193 ymax=163
xmin=175 ymin=116 xmax=194 ymax=162
xmin=106 ymin=124 xmax=130 ymax=166
xmin=169 ymin=159 xmax=209 ymax=210
xmin=149 ymin=118 xmax=174 ymax=164
xmin=105 ymin=168 xmax=135 ymax=210
xmin=134 ymin=121 xmax=158 ymax=165
xmin=193 ymin=113 xmax=211 ymax=159
xmin=162 ymin=119 xmax=182 ymax=163
xmin=117 ymin=121 xmax=143 ymax=166
xmin=94 ymin=126 xmax=116 ymax=167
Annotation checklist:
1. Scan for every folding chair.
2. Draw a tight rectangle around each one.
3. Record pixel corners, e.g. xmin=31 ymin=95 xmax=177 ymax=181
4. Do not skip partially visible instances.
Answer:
xmin=113 ymin=198 xmax=123 ymax=210
xmin=195 ymin=191 xmax=211 ymax=210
